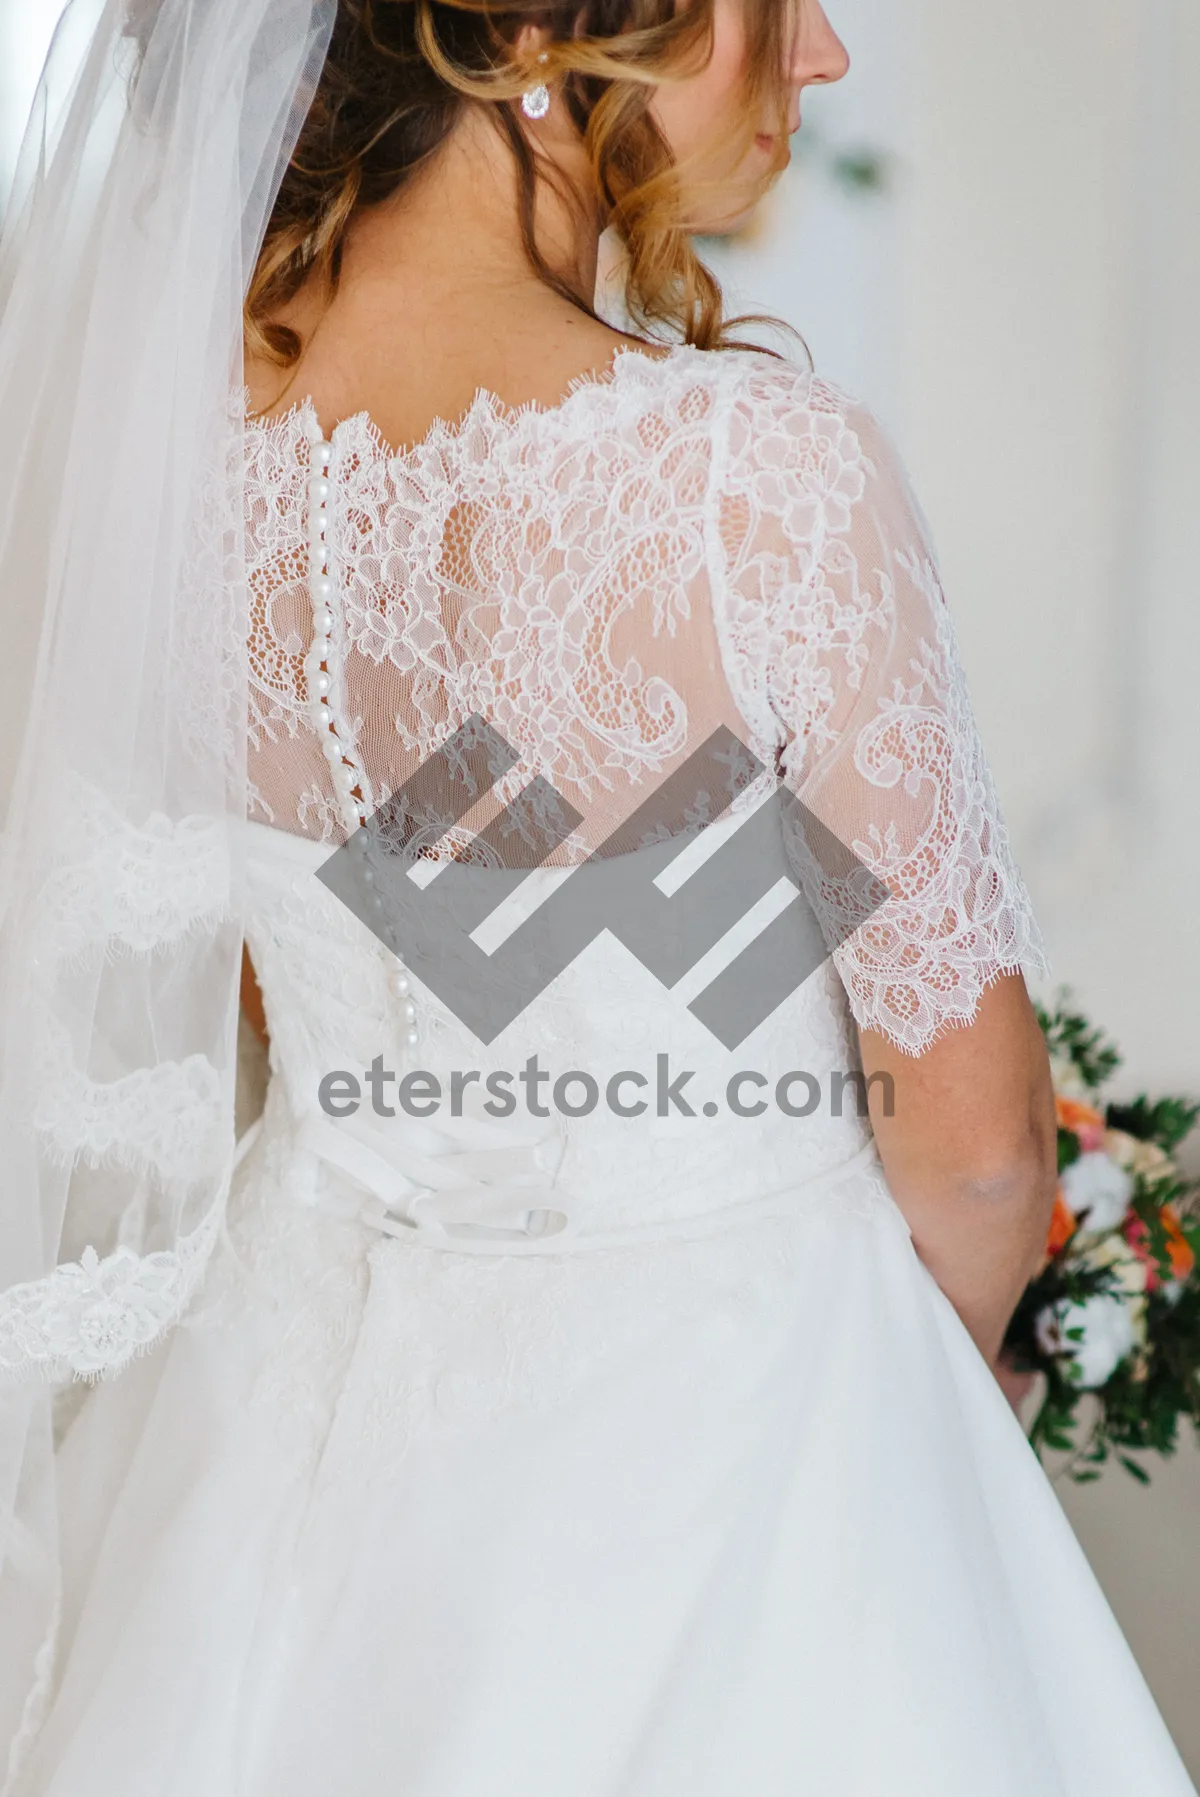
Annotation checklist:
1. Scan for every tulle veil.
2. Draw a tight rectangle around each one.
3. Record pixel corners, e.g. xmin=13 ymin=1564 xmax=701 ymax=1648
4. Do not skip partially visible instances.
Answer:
xmin=0 ymin=0 xmax=335 ymax=1770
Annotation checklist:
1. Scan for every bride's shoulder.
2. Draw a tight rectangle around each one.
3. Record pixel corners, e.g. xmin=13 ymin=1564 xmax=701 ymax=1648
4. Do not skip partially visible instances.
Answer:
xmin=653 ymin=341 xmax=841 ymax=404
xmin=644 ymin=343 xmax=882 ymax=466
xmin=655 ymin=346 xmax=925 ymax=552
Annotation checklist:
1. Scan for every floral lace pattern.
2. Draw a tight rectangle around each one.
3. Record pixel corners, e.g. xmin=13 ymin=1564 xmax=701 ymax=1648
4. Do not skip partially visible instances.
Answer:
xmin=713 ymin=366 xmax=1052 ymax=1051
xmin=0 ymin=1203 xmax=222 ymax=1381
xmin=243 ymin=345 xmax=735 ymax=860
xmin=2 ymin=778 xmax=238 ymax=1388
xmin=243 ymin=344 xmax=1049 ymax=1054
xmin=0 ymin=345 xmax=1050 ymax=1400
xmin=31 ymin=1013 xmax=226 ymax=1184
xmin=40 ymin=781 xmax=230 ymax=961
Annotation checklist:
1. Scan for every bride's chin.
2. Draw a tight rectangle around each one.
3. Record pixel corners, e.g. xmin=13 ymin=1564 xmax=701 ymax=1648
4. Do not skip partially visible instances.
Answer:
xmin=700 ymin=204 xmax=758 ymax=237
xmin=691 ymin=181 xmax=772 ymax=238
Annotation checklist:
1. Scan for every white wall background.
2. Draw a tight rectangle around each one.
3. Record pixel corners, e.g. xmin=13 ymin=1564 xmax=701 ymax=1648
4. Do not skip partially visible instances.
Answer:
xmin=3 ymin=0 xmax=1198 ymax=1775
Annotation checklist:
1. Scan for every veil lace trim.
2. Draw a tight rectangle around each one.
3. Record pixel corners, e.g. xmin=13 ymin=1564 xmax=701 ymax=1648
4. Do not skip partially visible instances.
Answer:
xmin=0 ymin=1206 xmax=223 ymax=1382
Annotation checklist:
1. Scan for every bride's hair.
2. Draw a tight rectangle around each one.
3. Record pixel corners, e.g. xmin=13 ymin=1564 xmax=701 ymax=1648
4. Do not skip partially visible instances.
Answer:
xmin=246 ymin=0 xmax=793 ymax=367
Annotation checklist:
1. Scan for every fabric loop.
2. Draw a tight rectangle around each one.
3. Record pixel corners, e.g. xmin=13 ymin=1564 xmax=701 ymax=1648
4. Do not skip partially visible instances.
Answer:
xmin=288 ymin=1102 xmax=884 ymax=1256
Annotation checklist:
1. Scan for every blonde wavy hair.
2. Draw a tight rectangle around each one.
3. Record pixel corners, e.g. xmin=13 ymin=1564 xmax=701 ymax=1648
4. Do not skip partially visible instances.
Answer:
xmin=246 ymin=0 xmax=797 ymax=367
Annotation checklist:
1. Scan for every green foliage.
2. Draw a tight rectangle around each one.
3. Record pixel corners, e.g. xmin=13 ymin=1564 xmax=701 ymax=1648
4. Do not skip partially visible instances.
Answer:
xmin=1057 ymin=1128 xmax=1081 ymax=1175
xmin=1106 ymin=1094 xmax=1200 ymax=1154
xmin=1035 ymin=986 xmax=1122 ymax=1090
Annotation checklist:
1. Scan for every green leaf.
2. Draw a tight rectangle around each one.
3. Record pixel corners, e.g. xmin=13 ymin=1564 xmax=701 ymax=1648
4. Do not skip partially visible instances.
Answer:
xmin=1057 ymin=1128 xmax=1082 ymax=1174
xmin=1107 ymin=1095 xmax=1200 ymax=1154
xmin=1037 ymin=986 xmax=1122 ymax=1089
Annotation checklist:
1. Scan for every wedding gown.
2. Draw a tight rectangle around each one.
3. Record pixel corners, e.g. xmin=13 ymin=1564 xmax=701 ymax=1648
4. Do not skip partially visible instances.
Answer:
xmin=11 ymin=343 xmax=1195 ymax=1796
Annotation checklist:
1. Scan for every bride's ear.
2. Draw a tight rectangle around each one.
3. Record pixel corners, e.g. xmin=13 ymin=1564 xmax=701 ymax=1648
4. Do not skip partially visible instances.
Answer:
xmin=509 ymin=25 xmax=568 ymax=137
xmin=510 ymin=22 xmax=554 ymax=79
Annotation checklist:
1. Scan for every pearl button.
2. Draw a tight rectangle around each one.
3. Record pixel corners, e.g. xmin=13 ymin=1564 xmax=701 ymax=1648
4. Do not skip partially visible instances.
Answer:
xmin=304 ymin=426 xmax=369 ymax=837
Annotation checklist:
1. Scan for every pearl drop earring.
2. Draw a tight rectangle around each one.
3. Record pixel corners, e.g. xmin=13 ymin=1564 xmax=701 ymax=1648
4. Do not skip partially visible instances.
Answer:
xmin=521 ymin=52 xmax=550 ymax=120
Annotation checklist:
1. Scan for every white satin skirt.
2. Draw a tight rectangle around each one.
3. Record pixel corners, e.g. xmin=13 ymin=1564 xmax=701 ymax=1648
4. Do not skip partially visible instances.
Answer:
xmin=13 ymin=1115 xmax=1196 ymax=1797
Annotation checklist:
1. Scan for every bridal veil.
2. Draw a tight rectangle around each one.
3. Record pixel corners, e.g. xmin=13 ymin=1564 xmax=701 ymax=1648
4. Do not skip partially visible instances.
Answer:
xmin=0 ymin=0 xmax=335 ymax=1767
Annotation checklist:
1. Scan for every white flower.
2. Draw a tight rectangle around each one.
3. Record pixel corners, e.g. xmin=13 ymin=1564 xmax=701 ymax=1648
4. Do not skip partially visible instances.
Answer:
xmin=1048 ymin=1052 xmax=1091 ymax=1101
xmin=1061 ymin=1150 xmax=1134 ymax=1233
xmin=1078 ymin=1236 xmax=1150 ymax=1348
xmin=1035 ymin=1292 xmax=1136 ymax=1389
xmin=1103 ymin=1128 xmax=1175 ymax=1188
xmin=1082 ymin=1233 xmax=1149 ymax=1299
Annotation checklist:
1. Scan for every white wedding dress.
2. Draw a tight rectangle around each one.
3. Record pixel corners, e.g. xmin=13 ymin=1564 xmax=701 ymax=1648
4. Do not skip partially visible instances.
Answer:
xmin=12 ymin=344 xmax=1195 ymax=1795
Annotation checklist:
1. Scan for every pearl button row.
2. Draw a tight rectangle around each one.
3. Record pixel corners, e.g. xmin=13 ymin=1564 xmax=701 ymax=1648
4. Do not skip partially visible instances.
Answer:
xmin=304 ymin=422 xmax=374 ymax=838
xmin=346 ymin=830 xmax=421 ymax=1053
xmin=303 ymin=414 xmax=419 ymax=1057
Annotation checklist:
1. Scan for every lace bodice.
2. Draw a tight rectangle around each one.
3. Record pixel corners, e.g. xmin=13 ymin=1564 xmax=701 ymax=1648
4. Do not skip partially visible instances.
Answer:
xmin=0 ymin=342 xmax=1052 ymax=1384
xmin=244 ymin=341 xmax=1051 ymax=1055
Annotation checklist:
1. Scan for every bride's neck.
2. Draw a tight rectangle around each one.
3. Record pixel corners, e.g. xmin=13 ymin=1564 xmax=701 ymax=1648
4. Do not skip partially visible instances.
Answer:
xmin=346 ymin=107 xmax=603 ymax=314
xmin=246 ymin=107 xmax=636 ymax=434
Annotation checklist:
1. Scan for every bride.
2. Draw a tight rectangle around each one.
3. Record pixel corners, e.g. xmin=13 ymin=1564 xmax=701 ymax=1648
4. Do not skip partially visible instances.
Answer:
xmin=0 ymin=0 xmax=1194 ymax=1792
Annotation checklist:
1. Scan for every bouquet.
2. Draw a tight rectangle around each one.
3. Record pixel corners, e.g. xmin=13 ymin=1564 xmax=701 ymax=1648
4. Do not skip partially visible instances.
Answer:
xmin=1002 ymin=989 xmax=1200 ymax=1483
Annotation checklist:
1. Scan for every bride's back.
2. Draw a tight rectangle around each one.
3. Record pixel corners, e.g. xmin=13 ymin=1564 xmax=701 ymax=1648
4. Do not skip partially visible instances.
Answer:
xmin=243 ymin=332 xmax=751 ymax=860
xmin=237 ymin=0 xmax=1046 ymax=1061
xmin=240 ymin=88 xmax=761 ymax=864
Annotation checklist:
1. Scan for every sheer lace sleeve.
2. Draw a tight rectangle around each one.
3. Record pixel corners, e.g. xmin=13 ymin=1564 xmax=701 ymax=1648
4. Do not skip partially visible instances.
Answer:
xmin=713 ymin=365 xmax=1052 ymax=1056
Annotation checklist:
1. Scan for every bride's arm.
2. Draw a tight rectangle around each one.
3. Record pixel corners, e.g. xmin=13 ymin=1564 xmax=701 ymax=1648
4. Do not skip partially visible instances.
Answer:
xmin=789 ymin=403 xmax=1058 ymax=1365
xmin=857 ymin=975 xmax=1057 ymax=1365
xmin=715 ymin=369 xmax=1058 ymax=1365
xmin=781 ymin=399 xmax=1058 ymax=1365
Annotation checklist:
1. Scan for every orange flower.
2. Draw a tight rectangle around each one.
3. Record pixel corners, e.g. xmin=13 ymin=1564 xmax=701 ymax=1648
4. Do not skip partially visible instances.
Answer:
xmin=1124 ymin=1206 xmax=1195 ymax=1291
xmin=1044 ymin=1185 xmax=1077 ymax=1259
xmin=1055 ymin=1095 xmax=1106 ymax=1152
xmin=1163 ymin=1206 xmax=1196 ymax=1283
